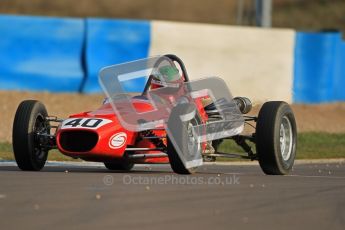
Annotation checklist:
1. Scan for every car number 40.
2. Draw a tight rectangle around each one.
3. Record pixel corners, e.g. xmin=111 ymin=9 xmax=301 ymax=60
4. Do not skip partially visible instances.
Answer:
xmin=61 ymin=118 xmax=112 ymax=129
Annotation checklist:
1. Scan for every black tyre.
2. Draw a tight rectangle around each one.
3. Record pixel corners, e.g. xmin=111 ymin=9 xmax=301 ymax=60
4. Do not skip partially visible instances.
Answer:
xmin=167 ymin=103 xmax=202 ymax=174
xmin=12 ymin=100 xmax=50 ymax=171
xmin=104 ymin=159 xmax=134 ymax=171
xmin=256 ymin=101 xmax=297 ymax=175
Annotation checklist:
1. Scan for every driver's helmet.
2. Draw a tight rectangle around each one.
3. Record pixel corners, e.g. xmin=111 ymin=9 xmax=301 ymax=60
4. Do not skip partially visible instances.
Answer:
xmin=150 ymin=65 xmax=183 ymax=89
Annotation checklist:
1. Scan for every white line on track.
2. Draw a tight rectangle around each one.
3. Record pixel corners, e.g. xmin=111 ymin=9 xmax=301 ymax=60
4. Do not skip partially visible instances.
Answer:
xmin=287 ymin=175 xmax=345 ymax=179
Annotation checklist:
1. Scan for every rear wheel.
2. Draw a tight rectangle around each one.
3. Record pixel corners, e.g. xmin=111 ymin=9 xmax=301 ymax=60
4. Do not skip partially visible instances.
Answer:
xmin=167 ymin=103 xmax=202 ymax=174
xmin=256 ymin=101 xmax=297 ymax=175
xmin=12 ymin=100 xmax=50 ymax=171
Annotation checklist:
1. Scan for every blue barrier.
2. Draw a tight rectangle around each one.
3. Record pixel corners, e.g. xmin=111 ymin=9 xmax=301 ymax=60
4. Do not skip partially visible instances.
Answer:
xmin=333 ymin=40 xmax=345 ymax=101
xmin=82 ymin=18 xmax=151 ymax=93
xmin=294 ymin=32 xmax=345 ymax=103
xmin=0 ymin=14 xmax=344 ymax=103
xmin=0 ymin=15 xmax=84 ymax=92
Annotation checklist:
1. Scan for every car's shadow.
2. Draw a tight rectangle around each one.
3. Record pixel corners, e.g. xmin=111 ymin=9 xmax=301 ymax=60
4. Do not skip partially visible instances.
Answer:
xmin=0 ymin=165 xmax=172 ymax=174
xmin=0 ymin=165 xmax=225 ymax=175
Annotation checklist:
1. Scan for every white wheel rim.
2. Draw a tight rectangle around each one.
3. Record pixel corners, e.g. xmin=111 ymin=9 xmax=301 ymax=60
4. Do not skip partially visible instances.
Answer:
xmin=279 ymin=116 xmax=293 ymax=161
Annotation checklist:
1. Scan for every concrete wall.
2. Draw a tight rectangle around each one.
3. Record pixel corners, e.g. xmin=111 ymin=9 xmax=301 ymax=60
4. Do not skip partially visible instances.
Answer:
xmin=150 ymin=21 xmax=295 ymax=102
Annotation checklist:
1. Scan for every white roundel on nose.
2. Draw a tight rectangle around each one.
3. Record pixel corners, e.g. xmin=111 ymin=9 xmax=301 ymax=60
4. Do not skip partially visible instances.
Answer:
xmin=109 ymin=132 xmax=127 ymax=149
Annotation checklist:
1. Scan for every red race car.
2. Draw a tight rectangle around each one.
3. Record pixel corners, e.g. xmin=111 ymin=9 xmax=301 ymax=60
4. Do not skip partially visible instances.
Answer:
xmin=12 ymin=54 xmax=297 ymax=175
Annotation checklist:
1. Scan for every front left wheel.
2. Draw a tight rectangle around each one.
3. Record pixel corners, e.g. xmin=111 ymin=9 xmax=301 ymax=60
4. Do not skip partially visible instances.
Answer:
xmin=256 ymin=101 xmax=297 ymax=175
xmin=13 ymin=100 xmax=50 ymax=171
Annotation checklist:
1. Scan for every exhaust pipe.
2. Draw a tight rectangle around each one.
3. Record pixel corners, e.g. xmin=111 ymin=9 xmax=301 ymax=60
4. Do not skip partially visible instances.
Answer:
xmin=233 ymin=97 xmax=252 ymax=114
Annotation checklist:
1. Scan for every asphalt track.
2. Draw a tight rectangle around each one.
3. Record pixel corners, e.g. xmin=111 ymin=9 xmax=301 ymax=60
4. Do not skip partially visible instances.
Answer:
xmin=0 ymin=161 xmax=344 ymax=230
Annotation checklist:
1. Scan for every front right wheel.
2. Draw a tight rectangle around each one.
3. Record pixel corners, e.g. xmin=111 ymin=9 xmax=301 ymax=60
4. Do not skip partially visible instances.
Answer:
xmin=256 ymin=101 xmax=297 ymax=175
xmin=12 ymin=100 xmax=50 ymax=171
xmin=167 ymin=103 xmax=202 ymax=174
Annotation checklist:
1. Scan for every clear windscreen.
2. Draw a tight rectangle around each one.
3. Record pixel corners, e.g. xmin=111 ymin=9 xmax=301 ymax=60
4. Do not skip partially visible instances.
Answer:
xmin=99 ymin=55 xmax=244 ymax=169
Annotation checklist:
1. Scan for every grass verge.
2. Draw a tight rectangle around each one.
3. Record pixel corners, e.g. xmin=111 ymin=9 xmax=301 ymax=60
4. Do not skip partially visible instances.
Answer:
xmin=218 ymin=132 xmax=345 ymax=160
xmin=0 ymin=132 xmax=344 ymax=161
xmin=0 ymin=144 xmax=80 ymax=161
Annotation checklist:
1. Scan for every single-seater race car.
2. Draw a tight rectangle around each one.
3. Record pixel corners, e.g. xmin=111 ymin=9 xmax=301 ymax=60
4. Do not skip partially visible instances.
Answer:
xmin=12 ymin=54 xmax=297 ymax=175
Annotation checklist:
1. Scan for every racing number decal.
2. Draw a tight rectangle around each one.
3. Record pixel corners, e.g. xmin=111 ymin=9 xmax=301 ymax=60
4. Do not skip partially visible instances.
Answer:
xmin=64 ymin=118 xmax=102 ymax=128
xmin=61 ymin=118 xmax=112 ymax=129
xmin=63 ymin=118 xmax=83 ymax=127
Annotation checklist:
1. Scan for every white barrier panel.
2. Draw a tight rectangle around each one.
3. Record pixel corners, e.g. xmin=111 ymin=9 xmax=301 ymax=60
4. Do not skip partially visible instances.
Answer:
xmin=150 ymin=21 xmax=295 ymax=103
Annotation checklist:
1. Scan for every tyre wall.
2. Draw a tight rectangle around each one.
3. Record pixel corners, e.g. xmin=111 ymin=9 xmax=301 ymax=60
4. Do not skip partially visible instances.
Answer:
xmin=0 ymin=15 xmax=84 ymax=92
xmin=82 ymin=18 xmax=151 ymax=93
xmin=294 ymin=32 xmax=345 ymax=103
xmin=0 ymin=14 xmax=344 ymax=103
